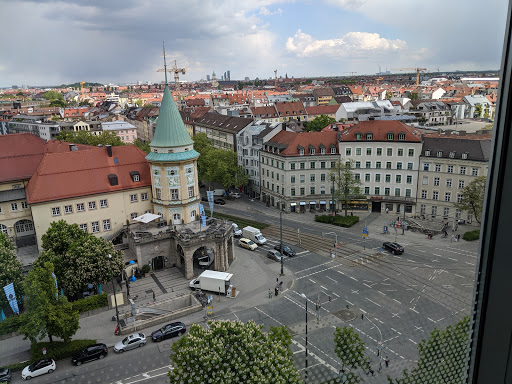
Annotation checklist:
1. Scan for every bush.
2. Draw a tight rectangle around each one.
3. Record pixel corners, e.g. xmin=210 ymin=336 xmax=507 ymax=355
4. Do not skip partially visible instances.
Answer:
xmin=315 ymin=214 xmax=360 ymax=228
xmin=30 ymin=339 xmax=97 ymax=362
xmin=71 ymin=293 xmax=108 ymax=314
xmin=463 ymin=230 xmax=480 ymax=241
xmin=4 ymin=361 xmax=28 ymax=372
xmin=141 ymin=264 xmax=151 ymax=274
xmin=0 ymin=315 xmax=22 ymax=336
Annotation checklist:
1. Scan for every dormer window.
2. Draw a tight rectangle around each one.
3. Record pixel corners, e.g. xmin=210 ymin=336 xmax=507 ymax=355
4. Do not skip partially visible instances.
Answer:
xmin=320 ymin=147 xmax=325 ymax=155
xmin=437 ymin=151 xmax=443 ymax=157
xmin=462 ymin=153 xmax=468 ymax=159
xmin=449 ymin=151 xmax=456 ymax=158
xmin=398 ymin=133 xmax=405 ymax=141
xmin=387 ymin=133 xmax=394 ymax=141
xmin=366 ymin=133 xmax=373 ymax=140
xmin=330 ymin=146 xmax=336 ymax=154
xmin=310 ymin=148 xmax=315 ymax=155
xmin=425 ymin=150 xmax=431 ymax=156
xmin=356 ymin=133 xmax=363 ymax=140
xmin=129 ymin=171 xmax=140 ymax=182
xmin=298 ymin=145 xmax=304 ymax=156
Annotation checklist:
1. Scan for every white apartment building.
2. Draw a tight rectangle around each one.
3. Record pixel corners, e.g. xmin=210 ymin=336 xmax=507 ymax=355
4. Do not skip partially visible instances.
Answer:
xmin=338 ymin=121 xmax=423 ymax=214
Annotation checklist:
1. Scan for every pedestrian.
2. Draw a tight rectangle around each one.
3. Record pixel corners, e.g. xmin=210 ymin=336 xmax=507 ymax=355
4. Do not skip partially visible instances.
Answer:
xmin=397 ymin=216 xmax=400 ymax=222
xmin=386 ymin=207 xmax=389 ymax=214
xmin=279 ymin=281 xmax=283 ymax=289
xmin=385 ymin=357 xmax=389 ymax=368
xmin=361 ymin=313 xmax=364 ymax=320
xmin=275 ymin=287 xmax=279 ymax=296
xmin=379 ymin=362 xmax=382 ymax=372
xmin=152 ymin=291 xmax=156 ymax=302
xmin=369 ymin=368 xmax=375 ymax=376
xmin=268 ymin=289 xmax=272 ymax=299
xmin=458 ymin=234 xmax=461 ymax=241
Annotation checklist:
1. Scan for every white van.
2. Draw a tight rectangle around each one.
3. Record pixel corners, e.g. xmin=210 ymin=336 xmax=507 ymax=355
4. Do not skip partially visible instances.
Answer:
xmin=212 ymin=189 xmax=226 ymax=197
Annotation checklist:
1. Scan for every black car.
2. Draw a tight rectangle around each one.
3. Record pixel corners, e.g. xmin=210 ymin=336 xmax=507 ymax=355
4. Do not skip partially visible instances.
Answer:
xmin=382 ymin=242 xmax=404 ymax=255
xmin=0 ymin=367 xmax=11 ymax=383
xmin=214 ymin=199 xmax=226 ymax=205
xmin=71 ymin=343 xmax=108 ymax=366
xmin=151 ymin=322 xmax=186 ymax=342
xmin=274 ymin=244 xmax=296 ymax=257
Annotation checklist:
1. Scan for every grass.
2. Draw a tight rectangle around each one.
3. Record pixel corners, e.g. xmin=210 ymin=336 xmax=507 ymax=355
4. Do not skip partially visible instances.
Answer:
xmin=211 ymin=212 xmax=268 ymax=230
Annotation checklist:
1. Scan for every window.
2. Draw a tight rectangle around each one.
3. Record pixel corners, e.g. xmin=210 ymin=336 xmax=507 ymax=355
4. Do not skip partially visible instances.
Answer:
xmin=406 ymin=175 xmax=412 ymax=184
xmin=321 ymin=162 xmax=326 ymax=169
xmin=300 ymin=175 xmax=305 ymax=183
xmin=375 ymin=174 xmax=381 ymax=182
xmin=376 ymin=161 xmax=382 ymax=169
xmin=310 ymin=174 xmax=315 ymax=182
xmin=366 ymin=148 xmax=372 ymax=155
xmin=79 ymin=224 xmax=88 ymax=232
xmin=387 ymin=133 xmax=394 ymax=141
xmin=462 ymin=153 xmax=468 ymax=159
xmin=398 ymin=148 xmax=404 ymax=156
xmin=173 ymin=213 xmax=181 ymax=222
xmin=321 ymin=174 xmax=326 ymax=182
xmin=366 ymin=133 xmax=373 ymax=140
xmin=420 ymin=204 xmax=426 ymax=214
xmin=156 ymin=188 xmax=162 ymax=200
xmin=365 ymin=174 xmax=371 ymax=182
xmin=385 ymin=174 xmax=391 ymax=183
xmin=421 ymin=190 xmax=427 ymax=199
xmin=434 ymin=177 xmax=440 ymax=186
xmin=291 ymin=176 xmax=296 ymax=183
xmin=365 ymin=187 xmax=370 ymax=195
xmin=443 ymin=207 xmax=450 ymax=217
xmin=91 ymin=221 xmax=100 ymax=233
xmin=408 ymin=149 xmax=414 ymax=157
xmin=320 ymin=147 xmax=325 ymax=155
xmin=188 ymin=186 xmax=194 ymax=198
xmin=356 ymin=133 xmax=363 ymax=140
xmin=356 ymin=148 xmax=362 ymax=155
xmin=384 ymin=188 xmax=390 ymax=196
xmin=455 ymin=209 xmax=461 ymax=219
xmin=445 ymin=192 xmax=451 ymax=202
xmin=446 ymin=179 xmax=452 ymax=187
xmin=64 ymin=205 xmax=73 ymax=214
xmin=435 ymin=164 xmax=441 ymax=172
xmin=100 ymin=199 xmax=108 ymax=208
xmin=77 ymin=203 xmax=85 ymax=212
xmin=425 ymin=150 xmax=431 ymax=156
xmin=300 ymin=187 xmax=305 ymax=195
xmin=387 ymin=148 xmax=392 ymax=156
xmin=310 ymin=162 xmax=315 ymax=169
xmin=460 ymin=166 xmax=466 ymax=175
xmin=437 ymin=151 xmax=443 ymax=157
xmin=171 ymin=189 xmax=179 ymax=200
xmin=355 ymin=161 xmax=361 ymax=168
xmin=433 ymin=191 xmax=439 ymax=200
xmin=103 ymin=219 xmax=111 ymax=231
xmin=299 ymin=148 xmax=304 ymax=155
xmin=423 ymin=163 xmax=430 ymax=171
xmin=310 ymin=148 xmax=315 ymax=155
xmin=300 ymin=162 xmax=305 ymax=170
xmin=398 ymin=133 xmax=405 ymax=141
xmin=459 ymin=180 xmax=465 ymax=189
xmin=472 ymin=168 xmax=479 ymax=176
xmin=407 ymin=163 xmax=413 ymax=170
xmin=271 ymin=171 xmax=274 ymax=179
xmin=331 ymin=162 xmax=336 ymax=168
xmin=405 ymin=189 xmax=411 ymax=197
xmin=291 ymin=163 xmax=296 ymax=170
xmin=386 ymin=162 xmax=392 ymax=169
xmin=447 ymin=165 xmax=454 ymax=173
xmin=457 ymin=194 xmax=463 ymax=203
xmin=51 ymin=207 xmax=60 ymax=216
xmin=396 ymin=175 xmax=402 ymax=183
xmin=133 ymin=174 xmax=140 ymax=182
xmin=310 ymin=186 xmax=315 ymax=194
xmin=141 ymin=192 xmax=148 ymax=201
xmin=431 ymin=206 xmax=438 ymax=216
xmin=374 ymin=187 xmax=380 ymax=195
xmin=320 ymin=186 xmax=326 ymax=194
xmin=129 ymin=195 xmax=137 ymax=203
xmin=449 ymin=151 xmax=455 ymax=158
xmin=130 ymin=213 xmax=138 ymax=220
xmin=21 ymin=201 xmax=28 ymax=209
xmin=271 ymin=159 xmax=274 ymax=167
xmin=330 ymin=147 xmax=336 ymax=154
xmin=394 ymin=188 xmax=401 ymax=196
xmin=366 ymin=161 xmax=371 ymax=168
xmin=376 ymin=148 xmax=382 ymax=156
xmin=291 ymin=188 xmax=296 ymax=196
xmin=397 ymin=162 xmax=403 ymax=170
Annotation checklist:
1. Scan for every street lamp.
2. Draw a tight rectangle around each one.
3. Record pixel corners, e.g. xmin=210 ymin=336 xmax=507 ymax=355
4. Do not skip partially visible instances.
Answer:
xmin=331 ymin=175 xmax=336 ymax=216
xmin=280 ymin=206 xmax=284 ymax=276
xmin=108 ymin=254 xmax=120 ymax=335
xmin=301 ymin=293 xmax=309 ymax=381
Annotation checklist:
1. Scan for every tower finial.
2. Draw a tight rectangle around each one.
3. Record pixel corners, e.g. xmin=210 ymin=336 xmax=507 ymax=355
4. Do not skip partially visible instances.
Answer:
xmin=163 ymin=41 xmax=168 ymax=86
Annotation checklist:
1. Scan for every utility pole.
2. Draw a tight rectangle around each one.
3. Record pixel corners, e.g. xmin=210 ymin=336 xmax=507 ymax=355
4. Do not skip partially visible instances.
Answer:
xmin=301 ymin=293 xmax=309 ymax=381
xmin=280 ymin=207 xmax=284 ymax=276
xmin=108 ymin=254 xmax=120 ymax=335
xmin=331 ymin=175 xmax=336 ymax=216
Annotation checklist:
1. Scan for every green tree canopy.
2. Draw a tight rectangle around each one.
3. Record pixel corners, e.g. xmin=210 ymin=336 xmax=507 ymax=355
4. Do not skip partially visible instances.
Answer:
xmin=18 ymin=261 xmax=80 ymax=343
xmin=334 ymin=326 xmax=366 ymax=375
xmin=35 ymin=221 xmax=124 ymax=297
xmin=0 ymin=232 xmax=24 ymax=310
xmin=454 ymin=176 xmax=486 ymax=223
xmin=329 ymin=160 xmax=362 ymax=216
xmin=42 ymin=91 xmax=64 ymax=101
xmin=305 ymin=115 xmax=337 ymax=132
xmin=55 ymin=130 xmax=125 ymax=147
xmin=133 ymin=139 xmax=150 ymax=154
xmin=168 ymin=321 xmax=302 ymax=384
xmin=202 ymin=148 xmax=249 ymax=190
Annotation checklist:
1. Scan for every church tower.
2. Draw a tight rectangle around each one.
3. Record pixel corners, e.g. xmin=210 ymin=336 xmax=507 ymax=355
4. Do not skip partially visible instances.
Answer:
xmin=146 ymin=55 xmax=200 ymax=226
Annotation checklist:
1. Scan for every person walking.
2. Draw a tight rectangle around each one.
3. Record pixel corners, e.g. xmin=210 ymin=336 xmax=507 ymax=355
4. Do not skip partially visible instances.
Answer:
xmin=378 ymin=362 xmax=382 ymax=372
xmin=268 ymin=289 xmax=272 ymax=299
xmin=385 ymin=357 xmax=390 ymax=368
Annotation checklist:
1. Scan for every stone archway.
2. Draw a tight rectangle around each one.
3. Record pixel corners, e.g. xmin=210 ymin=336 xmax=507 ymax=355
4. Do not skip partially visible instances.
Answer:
xmin=14 ymin=219 xmax=36 ymax=248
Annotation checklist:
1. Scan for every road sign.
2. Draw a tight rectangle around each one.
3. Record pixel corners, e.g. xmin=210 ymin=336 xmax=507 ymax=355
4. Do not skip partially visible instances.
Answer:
xmin=206 ymin=305 xmax=213 ymax=314
xmin=362 ymin=226 xmax=369 ymax=237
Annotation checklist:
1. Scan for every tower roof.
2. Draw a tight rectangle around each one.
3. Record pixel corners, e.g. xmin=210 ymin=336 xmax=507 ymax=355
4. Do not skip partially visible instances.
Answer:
xmin=149 ymin=85 xmax=193 ymax=148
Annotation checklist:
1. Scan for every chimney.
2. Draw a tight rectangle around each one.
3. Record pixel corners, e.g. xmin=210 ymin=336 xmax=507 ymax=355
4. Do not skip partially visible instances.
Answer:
xmin=106 ymin=145 xmax=113 ymax=157
xmin=282 ymin=122 xmax=287 ymax=131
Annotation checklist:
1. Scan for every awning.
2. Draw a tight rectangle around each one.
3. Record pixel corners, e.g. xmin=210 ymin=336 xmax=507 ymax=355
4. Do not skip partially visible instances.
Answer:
xmin=299 ymin=202 xmax=306 ymax=206
xmin=320 ymin=201 xmax=326 ymax=204
xmin=290 ymin=203 xmax=297 ymax=206
xmin=133 ymin=213 xmax=161 ymax=224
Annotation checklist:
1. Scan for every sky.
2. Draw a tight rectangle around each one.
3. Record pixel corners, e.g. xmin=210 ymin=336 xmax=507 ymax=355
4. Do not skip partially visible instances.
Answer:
xmin=0 ymin=0 xmax=508 ymax=87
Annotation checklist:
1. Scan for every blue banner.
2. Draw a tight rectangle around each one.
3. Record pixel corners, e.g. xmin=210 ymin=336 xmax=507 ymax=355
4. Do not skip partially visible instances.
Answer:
xmin=199 ymin=204 xmax=206 ymax=227
xmin=51 ymin=273 xmax=59 ymax=299
xmin=206 ymin=191 xmax=214 ymax=214
xmin=3 ymin=283 xmax=19 ymax=315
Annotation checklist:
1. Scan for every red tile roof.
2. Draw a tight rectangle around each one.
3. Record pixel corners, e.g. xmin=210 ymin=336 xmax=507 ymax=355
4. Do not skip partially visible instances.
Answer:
xmin=27 ymin=145 xmax=151 ymax=204
xmin=305 ymin=105 xmax=340 ymax=116
xmin=339 ymin=120 xmax=422 ymax=142
xmin=265 ymin=130 xmax=338 ymax=156
xmin=275 ymin=101 xmax=306 ymax=117
xmin=252 ymin=105 xmax=278 ymax=118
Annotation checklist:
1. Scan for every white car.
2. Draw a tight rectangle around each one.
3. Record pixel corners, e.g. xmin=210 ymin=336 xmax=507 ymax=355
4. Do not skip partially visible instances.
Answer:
xmin=232 ymin=223 xmax=242 ymax=236
xmin=229 ymin=192 xmax=241 ymax=198
xmin=22 ymin=359 xmax=56 ymax=380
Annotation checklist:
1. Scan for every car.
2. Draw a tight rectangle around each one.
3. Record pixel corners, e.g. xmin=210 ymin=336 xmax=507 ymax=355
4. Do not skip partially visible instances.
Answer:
xmin=238 ymin=238 xmax=258 ymax=250
xmin=201 ymin=196 xmax=208 ymax=202
xmin=274 ymin=244 xmax=296 ymax=257
xmin=232 ymin=223 xmax=242 ymax=237
xmin=267 ymin=250 xmax=283 ymax=262
xmin=214 ymin=198 xmax=226 ymax=205
xmin=21 ymin=359 xmax=56 ymax=380
xmin=0 ymin=367 xmax=11 ymax=383
xmin=229 ymin=192 xmax=241 ymax=198
xmin=72 ymin=343 xmax=108 ymax=365
xmin=457 ymin=219 xmax=466 ymax=225
xmin=114 ymin=333 xmax=146 ymax=353
xmin=151 ymin=322 xmax=186 ymax=342
xmin=382 ymin=242 xmax=404 ymax=255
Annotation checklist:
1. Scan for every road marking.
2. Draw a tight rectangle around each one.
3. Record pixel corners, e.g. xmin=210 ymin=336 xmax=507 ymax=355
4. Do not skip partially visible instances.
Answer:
xmin=407 ymin=259 xmax=417 ymax=263
xmin=346 ymin=300 xmax=354 ymax=306
xmin=351 ymin=289 xmax=359 ymax=294
xmin=465 ymin=262 xmax=476 ymax=266
xmin=374 ymin=318 xmax=384 ymax=324
xmin=409 ymin=308 xmax=419 ymax=314
xmin=349 ymin=275 xmax=358 ymax=281
xmin=377 ymin=291 xmax=386 ymax=296
xmin=332 ymin=292 xmax=340 ymax=297
xmin=394 ymin=255 xmax=403 ymax=259
xmin=309 ymin=278 xmax=316 ymax=284
xmin=383 ymin=335 xmax=399 ymax=343
xmin=408 ymin=339 xmax=417 ymax=345
xmin=365 ymin=297 xmax=382 ymax=307
xmin=363 ymin=283 xmax=373 ymax=288
xmin=416 ymin=249 xmax=426 ymax=253
xmin=326 ymin=276 xmax=337 ymax=284
xmin=393 ymin=299 xmax=401 ymax=304
xmin=443 ymin=285 xmax=454 ymax=288
xmin=320 ymin=285 xmax=328 ymax=290
xmin=447 ymin=257 xmax=458 ymax=261
xmin=296 ymin=250 xmax=309 ymax=255
xmin=391 ymin=328 xmax=401 ymax=334
xmin=454 ymin=274 xmax=465 ymax=278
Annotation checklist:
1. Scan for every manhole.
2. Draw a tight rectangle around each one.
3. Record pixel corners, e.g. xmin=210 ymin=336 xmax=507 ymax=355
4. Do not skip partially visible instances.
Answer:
xmin=332 ymin=309 xmax=356 ymax=322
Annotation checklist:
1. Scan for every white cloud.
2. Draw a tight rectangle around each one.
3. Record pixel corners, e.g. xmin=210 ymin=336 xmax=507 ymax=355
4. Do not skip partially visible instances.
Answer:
xmin=259 ymin=7 xmax=283 ymax=15
xmin=286 ymin=29 xmax=407 ymax=57
xmin=324 ymin=0 xmax=367 ymax=10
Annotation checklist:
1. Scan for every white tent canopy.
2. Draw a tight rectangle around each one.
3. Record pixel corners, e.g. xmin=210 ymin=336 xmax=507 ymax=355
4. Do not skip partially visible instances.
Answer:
xmin=133 ymin=213 xmax=161 ymax=224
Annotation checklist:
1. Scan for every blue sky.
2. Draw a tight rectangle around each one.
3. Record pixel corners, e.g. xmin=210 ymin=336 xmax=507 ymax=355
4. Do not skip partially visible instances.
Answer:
xmin=0 ymin=0 xmax=508 ymax=86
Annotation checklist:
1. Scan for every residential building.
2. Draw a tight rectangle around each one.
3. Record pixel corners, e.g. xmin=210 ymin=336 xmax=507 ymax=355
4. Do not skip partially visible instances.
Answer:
xmin=418 ymin=134 xmax=491 ymax=223
xmin=193 ymin=112 xmax=253 ymax=151
xmin=275 ymin=101 xmax=308 ymax=122
xmin=404 ymin=100 xmax=450 ymax=126
xmin=313 ymin=88 xmax=335 ymax=105
xmin=101 ymin=120 xmax=138 ymax=143
xmin=338 ymin=120 xmax=423 ymax=214
xmin=337 ymin=100 xmax=399 ymax=122
xmin=462 ymin=95 xmax=494 ymax=119
xmin=7 ymin=115 xmax=61 ymax=141
xmin=304 ymin=105 xmax=341 ymax=122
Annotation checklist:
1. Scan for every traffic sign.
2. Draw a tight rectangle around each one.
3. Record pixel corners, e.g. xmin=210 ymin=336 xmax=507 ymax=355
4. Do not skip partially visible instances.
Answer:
xmin=362 ymin=226 xmax=369 ymax=237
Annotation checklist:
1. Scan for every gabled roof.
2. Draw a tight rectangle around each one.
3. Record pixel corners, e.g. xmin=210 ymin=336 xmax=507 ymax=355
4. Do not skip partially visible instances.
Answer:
xmin=27 ymin=145 xmax=151 ymax=204
xmin=421 ymin=136 xmax=491 ymax=161
xmin=195 ymin=112 xmax=253 ymax=132
xmin=275 ymin=101 xmax=306 ymax=116
xmin=305 ymin=105 xmax=340 ymax=116
xmin=251 ymin=105 xmax=278 ymax=117
xmin=265 ymin=131 xmax=338 ymax=156
xmin=339 ymin=120 xmax=422 ymax=142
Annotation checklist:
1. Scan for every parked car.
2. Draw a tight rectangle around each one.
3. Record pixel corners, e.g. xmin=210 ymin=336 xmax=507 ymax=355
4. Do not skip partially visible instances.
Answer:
xmin=72 ymin=343 xmax=108 ymax=365
xmin=229 ymin=192 xmax=241 ymax=198
xmin=238 ymin=238 xmax=258 ymax=250
xmin=232 ymin=223 xmax=242 ymax=237
xmin=151 ymin=322 xmax=186 ymax=342
xmin=457 ymin=219 xmax=466 ymax=225
xmin=201 ymin=196 xmax=208 ymax=202
xmin=0 ymin=367 xmax=11 ymax=383
xmin=274 ymin=244 xmax=296 ymax=257
xmin=214 ymin=198 xmax=226 ymax=205
xmin=267 ymin=250 xmax=283 ymax=262
xmin=114 ymin=333 xmax=146 ymax=353
xmin=382 ymin=242 xmax=404 ymax=255
xmin=22 ymin=359 xmax=56 ymax=380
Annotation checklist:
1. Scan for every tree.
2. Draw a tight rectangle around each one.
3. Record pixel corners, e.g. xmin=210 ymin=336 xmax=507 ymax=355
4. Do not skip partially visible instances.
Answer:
xmin=49 ymin=99 xmax=66 ymax=108
xmin=334 ymin=326 xmax=366 ymax=376
xmin=193 ymin=133 xmax=214 ymax=182
xmin=329 ymin=160 xmax=362 ymax=216
xmin=42 ymin=91 xmax=64 ymax=102
xmin=35 ymin=221 xmax=124 ymax=297
xmin=18 ymin=262 xmax=80 ymax=343
xmin=0 ymin=232 xmax=24 ymax=310
xmin=168 ymin=320 xmax=302 ymax=384
xmin=133 ymin=139 xmax=150 ymax=154
xmin=55 ymin=130 xmax=124 ymax=147
xmin=203 ymin=148 xmax=249 ymax=190
xmin=388 ymin=317 xmax=470 ymax=384
xmin=455 ymin=176 xmax=486 ymax=223
xmin=305 ymin=115 xmax=337 ymax=132
xmin=386 ymin=90 xmax=393 ymax=100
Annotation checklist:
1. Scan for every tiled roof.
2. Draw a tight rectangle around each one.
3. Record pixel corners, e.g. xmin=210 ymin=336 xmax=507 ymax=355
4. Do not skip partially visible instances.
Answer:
xmin=339 ymin=120 xmax=422 ymax=142
xmin=196 ymin=112 xmax=252 ymax=132
xmin=251 ymin=105 xmax=278 ymax=118
xmin=421 ymin=136 xmax=491 ymax=161
xmin=275 ymin=101 xmax=306 ymax=116
xmin=27 ymin=145 xmax=151 ymax=204
xmin=265 ymin=130 xmax=338 ymax=156
xmin=312 ymin=88 xmax=335 ymax=97
xmin=305 ymin=105 xmax=340 ymax=116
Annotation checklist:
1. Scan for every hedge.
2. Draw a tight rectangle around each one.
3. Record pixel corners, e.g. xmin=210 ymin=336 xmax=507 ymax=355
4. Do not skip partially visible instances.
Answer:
xmin=4 ymin=361 xmax=28 ymax=372
xmin=30 ymin=339 xmax=97 ymax=362
xmin=463 ymin=230 xmax=480 ymax=241
xmin=315 ymin=214 xmax=360 ymax=228
xmin=71 ymin=293 xmax=108 ymax=314
xmin=0 ymin=315 xmax=22 ymax=336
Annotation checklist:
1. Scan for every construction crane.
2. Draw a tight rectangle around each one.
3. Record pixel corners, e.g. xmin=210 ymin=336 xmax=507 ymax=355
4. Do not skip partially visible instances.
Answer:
xmin=157 ymin=42 xmax=186 ymax=108
xmin=274 ymin=69 xmax=277 ymax=88
xmin=391 ymin=67 xmax=428 ymax=85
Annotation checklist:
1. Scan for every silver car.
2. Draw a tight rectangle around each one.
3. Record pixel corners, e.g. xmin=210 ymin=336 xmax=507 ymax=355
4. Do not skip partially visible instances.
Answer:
xmin=267 ymin=250 xmax=283 ymax=262
xmin=114 ymin=333 xmax=146 ymax=353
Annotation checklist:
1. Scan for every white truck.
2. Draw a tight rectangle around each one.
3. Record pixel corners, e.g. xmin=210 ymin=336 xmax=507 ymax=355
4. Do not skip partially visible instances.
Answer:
xmin=189 ymin=270 xmax=233 ymax=294
xmin=242 ymin=226 xmax=267 ymax=245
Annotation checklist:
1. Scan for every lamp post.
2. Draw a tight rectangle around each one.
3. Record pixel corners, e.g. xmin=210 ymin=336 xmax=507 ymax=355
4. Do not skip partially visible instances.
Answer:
xmin=331 ymin=176 xmax=336 ymax=216
xmin=108 ymin=254 xmax=120 ymax=335
xmin=280 ymin=207 xmax=284 ymax=276
xmin=301 ymin=293 xmax=309 ymax=381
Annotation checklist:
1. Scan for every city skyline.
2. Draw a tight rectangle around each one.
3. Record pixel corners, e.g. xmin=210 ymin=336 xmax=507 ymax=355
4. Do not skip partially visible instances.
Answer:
xmin=0 ymin=0 xmax=507 ymax=87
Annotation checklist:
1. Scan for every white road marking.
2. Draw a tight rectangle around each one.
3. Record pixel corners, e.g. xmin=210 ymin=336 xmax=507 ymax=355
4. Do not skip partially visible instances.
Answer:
xmin=326 ymin=276 xmax=337 ymax=284
xmin=454 ymin=274 xmax=465 ymax=278
xmin=320 ymin=285 xmax=328 ymax=290
xmin=408 ymin=339 xmax=417 ymax=345
xmin=296 ymin=250 xmax=309 ymax=255
xmin=309 ymin=278 xmax=316 ymax=284
xmin=393 ymin=299 xmax=401 ymax=304
xmin=409 ymin=308 xmax=419 ymax=314
xmin=365 ymin=297 xmax=382 ymax=307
